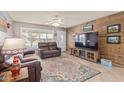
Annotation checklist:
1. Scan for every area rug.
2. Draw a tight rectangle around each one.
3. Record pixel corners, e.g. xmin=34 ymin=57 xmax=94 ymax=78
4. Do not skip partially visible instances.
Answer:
xmin=41 ymin=54 xmax=100 ymax=82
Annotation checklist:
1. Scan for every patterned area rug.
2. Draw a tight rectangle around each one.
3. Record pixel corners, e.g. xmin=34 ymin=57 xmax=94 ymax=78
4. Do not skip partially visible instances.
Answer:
xmin=41 ymin=54 xmax=100 ymax=82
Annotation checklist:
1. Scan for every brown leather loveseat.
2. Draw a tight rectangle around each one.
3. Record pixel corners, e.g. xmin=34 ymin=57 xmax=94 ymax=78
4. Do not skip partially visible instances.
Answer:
xmin=38 ymin=42 xmax=61 ymax=59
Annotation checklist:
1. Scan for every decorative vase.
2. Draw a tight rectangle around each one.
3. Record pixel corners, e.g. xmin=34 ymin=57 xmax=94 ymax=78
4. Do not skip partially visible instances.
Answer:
xmin=10 ymin=56 xmax=21 ymax=77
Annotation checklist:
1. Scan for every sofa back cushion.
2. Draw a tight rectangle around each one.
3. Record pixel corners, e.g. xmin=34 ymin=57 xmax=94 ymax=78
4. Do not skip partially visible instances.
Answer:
xmin=49 ymin=45 xmax=57 ymax=50
xmin=48 ymin=42 xmax=57 ymax=50
xmin=42 ymin=47 xmax=49 ymax=51
xmin=48 ymin=42 xmax=57 ymax=46
xmin=38 ymin=42 xmax=49 ymax=50
xmin=38 ymin=42 xmax=58 ymax=50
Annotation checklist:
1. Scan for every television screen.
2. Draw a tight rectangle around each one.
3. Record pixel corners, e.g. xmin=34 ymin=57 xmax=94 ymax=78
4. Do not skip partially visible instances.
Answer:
xmin=75 ymin=42 xmax=79 ymax=47
xmin=86 ymin=32 xmax=98 ymax=49
xmin=75 ymin=32 xmax=98 ymax=50
xmin=79 ymin=34 xmax=86 ymax=46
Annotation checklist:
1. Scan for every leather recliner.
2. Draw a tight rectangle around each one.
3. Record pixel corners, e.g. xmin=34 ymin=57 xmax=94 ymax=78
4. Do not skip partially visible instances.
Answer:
xmin=38 ymin=42 xmax=61 ymax=59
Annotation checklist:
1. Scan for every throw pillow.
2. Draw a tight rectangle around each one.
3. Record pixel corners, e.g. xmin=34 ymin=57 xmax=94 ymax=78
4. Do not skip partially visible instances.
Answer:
xmin=5 ymin=54 xmax=23 ymax=65
xmin=5 ymin=56 xmax=14 ymax=65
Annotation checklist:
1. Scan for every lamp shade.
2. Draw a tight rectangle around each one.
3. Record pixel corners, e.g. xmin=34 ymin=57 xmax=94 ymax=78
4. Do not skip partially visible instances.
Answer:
xmin=2 ymin=38 xmax=26 ymax=54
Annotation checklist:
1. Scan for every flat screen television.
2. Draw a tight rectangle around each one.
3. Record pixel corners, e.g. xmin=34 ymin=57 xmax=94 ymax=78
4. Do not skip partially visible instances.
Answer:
xmin=75 ymin=32 xmax=98 ymax=50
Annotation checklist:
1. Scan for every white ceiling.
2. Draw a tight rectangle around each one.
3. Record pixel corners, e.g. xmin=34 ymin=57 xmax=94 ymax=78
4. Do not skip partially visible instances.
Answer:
xmin=8 ymin=11 xmax=119 ymax=28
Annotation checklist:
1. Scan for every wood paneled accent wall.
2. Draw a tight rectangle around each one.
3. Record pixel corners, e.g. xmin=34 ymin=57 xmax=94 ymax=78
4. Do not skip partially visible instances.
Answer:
xmin=67 ymin=12 xmax=124 ymax=67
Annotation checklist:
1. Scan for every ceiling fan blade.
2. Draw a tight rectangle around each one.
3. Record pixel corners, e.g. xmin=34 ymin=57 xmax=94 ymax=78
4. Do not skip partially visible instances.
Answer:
xmin=58 ymin=21 xmax=64 ymax=24
xmin=46 ymin=15 xmax=64 ymax=26
xmin=46 ymin=21 xmax=53 ymax=24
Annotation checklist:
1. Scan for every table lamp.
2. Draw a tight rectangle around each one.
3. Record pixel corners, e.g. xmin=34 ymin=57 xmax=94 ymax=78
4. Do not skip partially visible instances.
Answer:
xmin=2 ymin=38 xmax=26 ymax=77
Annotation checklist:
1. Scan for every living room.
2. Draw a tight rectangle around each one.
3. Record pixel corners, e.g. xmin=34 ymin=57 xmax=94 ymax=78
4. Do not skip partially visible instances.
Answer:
xmin=0 ymin=11 xmax=124 ymax=82
xmin=1 ymin=0 xmax=124 ymax=92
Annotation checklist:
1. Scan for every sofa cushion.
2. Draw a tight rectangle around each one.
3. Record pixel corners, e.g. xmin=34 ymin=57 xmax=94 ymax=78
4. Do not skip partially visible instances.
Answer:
xmin=48 ymin=42 xmax=56 ymax=46
xmin=41 ymin=46 xmax=49 ymax=51
xmin=38 ymin=43 xmax=49 ymax=50
xmin=38 ymin=43 xmax=48 ymax=48
xmin=49 ymin=45 xmax=57 ymax=50
xmin=42 ymin=50 xmax=59 ymax=54
xmin=48 ymin=42 xmax=57 ymax=50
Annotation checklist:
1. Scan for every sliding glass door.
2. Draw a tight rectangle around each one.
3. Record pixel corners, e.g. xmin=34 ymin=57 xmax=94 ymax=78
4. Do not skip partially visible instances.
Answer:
xmin=57 ymin=30 xmax=66 ymax=52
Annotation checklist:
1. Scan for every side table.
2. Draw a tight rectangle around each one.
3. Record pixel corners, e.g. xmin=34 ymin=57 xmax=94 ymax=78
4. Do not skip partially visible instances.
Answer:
xmin=0 ymin=67 xmax=29 ymax=82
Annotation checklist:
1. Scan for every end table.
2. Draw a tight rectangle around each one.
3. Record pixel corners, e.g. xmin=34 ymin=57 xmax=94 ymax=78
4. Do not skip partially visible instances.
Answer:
xmin=0 ymin=67 xmax=29 ymax=82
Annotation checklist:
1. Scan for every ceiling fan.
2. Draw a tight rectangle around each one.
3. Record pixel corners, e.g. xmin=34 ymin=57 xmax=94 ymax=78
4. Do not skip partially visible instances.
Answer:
xmin=46 ymin=15 xmax=64 ymax=27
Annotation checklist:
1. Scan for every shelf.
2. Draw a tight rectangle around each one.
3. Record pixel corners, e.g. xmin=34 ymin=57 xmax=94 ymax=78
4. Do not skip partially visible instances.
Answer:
xmin=70 ymin=48 xmax=99 ymax=63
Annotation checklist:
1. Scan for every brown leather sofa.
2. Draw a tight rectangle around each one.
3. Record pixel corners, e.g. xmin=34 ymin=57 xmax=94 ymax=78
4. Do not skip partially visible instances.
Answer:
xmin=38 ymin=42 xmax=61 ymax=59
xmin=0 ymin=48 xmax=42 ymax=82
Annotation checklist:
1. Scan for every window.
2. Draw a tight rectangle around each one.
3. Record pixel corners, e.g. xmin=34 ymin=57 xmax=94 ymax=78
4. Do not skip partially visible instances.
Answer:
xmin=21 ymin=31 xmax=32 ymax=46
xmin=40 ymin=33 xmax=47 ymax=42
xmin=21 ymin=30 xmax=54 ymax=47
xmin=32 ymin=33 xmax=39 ymax=39
xmin=40 ymin=33 xmax=46 ymax=39
xmin=47 ymin=34 xmax=54 ymax=39
xmin=47 ymin=34 xmax=54 ymax=42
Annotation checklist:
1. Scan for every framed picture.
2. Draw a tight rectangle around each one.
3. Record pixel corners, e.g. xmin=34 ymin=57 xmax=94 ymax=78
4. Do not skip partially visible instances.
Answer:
xmin=107 ymin=24 xmax=121 ymax=33
xmin=83 ymin=24 xmax=93 ymax=32
xmin=107 ymin=35 xmax=121 ymax=44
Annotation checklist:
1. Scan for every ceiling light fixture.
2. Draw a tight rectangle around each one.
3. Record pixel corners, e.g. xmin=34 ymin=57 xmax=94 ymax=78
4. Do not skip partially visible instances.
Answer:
xmin=47 ymin=15 xmax=63 ymax=27
xmin=52 ymin=22 xmax=60 ymax=27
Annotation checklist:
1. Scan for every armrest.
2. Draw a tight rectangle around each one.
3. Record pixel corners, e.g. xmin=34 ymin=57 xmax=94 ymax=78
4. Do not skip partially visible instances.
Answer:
xmin=21 ymin=60 xmax=42 ymax=70
xmin=21 ymin=61 xmax=42 ymax=82
xmin=24 ymin=50 xmax=35 ymax=56
xmin=57 ymin=47 xmax=61 ymax=51
xmin=0 ymin=63 xmax=10 ymax=72
xmin=37 ymin=49 xmax=44 ymax=55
